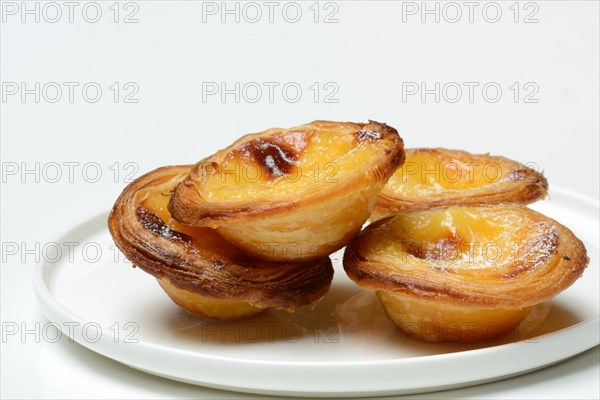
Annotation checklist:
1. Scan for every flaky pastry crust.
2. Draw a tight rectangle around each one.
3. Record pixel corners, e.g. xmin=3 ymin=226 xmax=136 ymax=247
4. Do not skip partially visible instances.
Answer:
xmin=108 ymin=166 xmax=334 ymax=318
xmin=169 ymin=120 xmax=405 ymax=262
xmin=344 ymin=206 xmax=588 ymax=342
xmin=372 ymin=148 xmax=548 ymax=220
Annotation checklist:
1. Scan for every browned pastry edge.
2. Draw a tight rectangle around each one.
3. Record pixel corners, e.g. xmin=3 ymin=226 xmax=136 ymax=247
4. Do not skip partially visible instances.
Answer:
xmin=168 ymin=120 xmax=405 ymax=228
xmin=373 ymin=148 xmax=548 ymax=216
xmin=108 ymin=165 xmax=334 ymax=310
xmin=343 ymin=207 xmax=588 ymax=309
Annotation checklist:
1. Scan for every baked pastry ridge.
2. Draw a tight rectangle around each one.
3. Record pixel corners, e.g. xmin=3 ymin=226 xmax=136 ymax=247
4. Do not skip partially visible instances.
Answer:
xmin=109 ymin=165 xmax=334 ymax=320
xmin=373 ymin=148 xmax=548 ymax=220
xmin=169 ymin=120 xmax=405 ymax=261
xmin=344 ymin=205 xmax=588 ymax=342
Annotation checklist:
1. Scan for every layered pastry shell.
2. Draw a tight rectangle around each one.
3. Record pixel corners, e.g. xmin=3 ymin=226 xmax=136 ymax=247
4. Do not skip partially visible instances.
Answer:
xmin=373 ymin=148 xmax=548 ymax=220
xmin=344 ymin=205 xmax=588 ymax=342
xmin=108 ymin=165 xmax=334 ymax=320
xmin=169 ymin=120 xmax=405 ymax=262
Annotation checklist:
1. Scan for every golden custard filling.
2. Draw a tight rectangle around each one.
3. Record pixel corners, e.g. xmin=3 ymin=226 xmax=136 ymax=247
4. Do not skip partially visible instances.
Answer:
xmin=343 ymin=205 xmax=588 ymax=342
xmin=198 ymin=122 xmax=393 ymax=201
xmin=386 ymin=148 xmax=512 ymax=194
xmin=377 ymin=207 xmax=557 ymax=274
xmin=168 ymin=120 xmax=404 ymax=262
xmin=373 ymin=148 xmax=548 ymax=219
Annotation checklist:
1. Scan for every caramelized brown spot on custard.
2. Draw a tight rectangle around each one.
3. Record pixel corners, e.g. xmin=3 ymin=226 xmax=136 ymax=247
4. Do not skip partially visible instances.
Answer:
xmin=231 ymin=131 xmax=308 ymax=179
xmin=502 ymin=227 xmax=559 ymax=278
xmin=136 ymin=206 xmax=192 ymax=244
xmin=402 ymin=233 xmax=466 ymax=262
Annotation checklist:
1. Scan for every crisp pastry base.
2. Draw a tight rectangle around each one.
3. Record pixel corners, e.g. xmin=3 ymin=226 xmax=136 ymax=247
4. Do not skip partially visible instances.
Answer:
xmin=344 ymin=206 xmax=588 ymax=343
xmin=377 ymin=291 xmax=530 ymax=342
xmin=108 ymin=166 xmax=334 ymax=320
xmin=158 ymin=278 xmax=263 ymax=320
xmin=169 ymin=120 xmax=405 ymax=262
xmin=216 ymin=187 xmax=378 ymax=263
xmin=373 ymin=148 xmax=548 ymax=220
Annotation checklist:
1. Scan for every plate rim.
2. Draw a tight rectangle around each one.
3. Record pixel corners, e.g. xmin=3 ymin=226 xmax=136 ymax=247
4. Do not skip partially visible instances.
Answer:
xmin=32 ymin=187 xmax=600 ymax=396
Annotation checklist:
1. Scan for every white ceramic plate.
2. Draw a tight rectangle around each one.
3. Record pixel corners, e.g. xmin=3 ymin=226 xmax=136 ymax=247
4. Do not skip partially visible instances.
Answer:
xmin=33 ymin=188 xmax=599 ymax=397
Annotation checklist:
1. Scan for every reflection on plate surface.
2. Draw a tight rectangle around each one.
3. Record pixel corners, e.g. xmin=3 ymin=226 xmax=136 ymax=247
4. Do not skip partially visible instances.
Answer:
xmin=35 ymin=188 xmax=599 ymax=397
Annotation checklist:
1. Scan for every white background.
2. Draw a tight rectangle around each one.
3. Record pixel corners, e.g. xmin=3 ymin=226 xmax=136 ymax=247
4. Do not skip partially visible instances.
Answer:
xmin=1 ymin=1 xmax=598 ymax=398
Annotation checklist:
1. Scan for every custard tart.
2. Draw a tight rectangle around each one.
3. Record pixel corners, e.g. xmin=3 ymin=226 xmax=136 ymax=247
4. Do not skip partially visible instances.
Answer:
xmin=372 ymin=148 xmax=548 ymax=220
xmin=344 ymin=206 xmax=588 ymax=342
xmin=108 ymin=166 xmax=334 ymax=320
xmin=169 ymin=120 xmax=405 ymax=262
